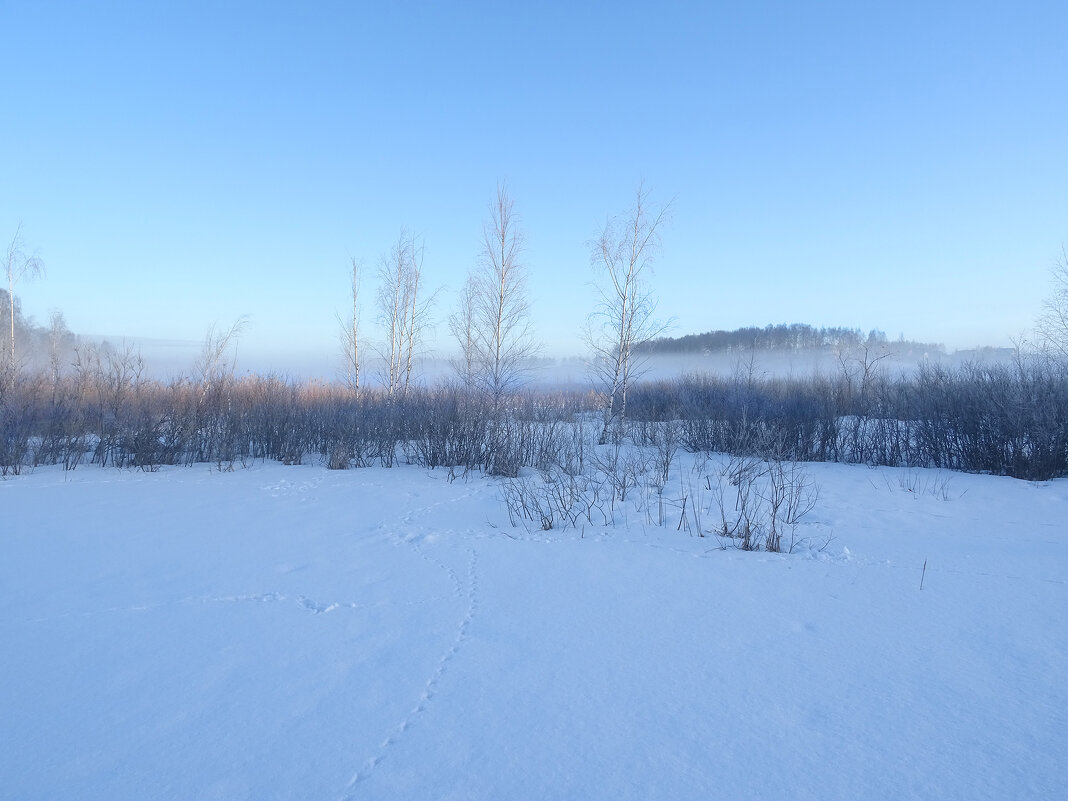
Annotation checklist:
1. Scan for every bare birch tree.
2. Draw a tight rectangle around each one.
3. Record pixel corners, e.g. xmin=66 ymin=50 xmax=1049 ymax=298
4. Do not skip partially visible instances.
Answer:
xmin=192 ymin=317 xmax=248 ymax=469
xmin=377 ymin=231 xmax=432 ymax=399
xmin=340 ymin=258 xmax=363 ymax=398
xmin=48 ymin=310 xmax=70 ymax=388
xmin=585 ymin=184 xmax=671 ymax=443
xmin=452 ymin=184 xmax=538 ymax=408
xmin=4 ymin=224 xmax=45 ymax=367
xmin=1038 ymin=245 xmax=1068 ymax=362
xmin=449 ymin=272 xmax=480 ymax=388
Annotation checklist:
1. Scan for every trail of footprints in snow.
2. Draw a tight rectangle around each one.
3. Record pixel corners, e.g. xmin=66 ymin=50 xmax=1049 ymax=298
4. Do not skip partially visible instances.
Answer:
xmin=379 ymin=482 xmax=485 ymax=600
xmin=339 ymin=547 xmax=479 ymax=800
xmin=384 ymin=523 xmax=463 ymax=600
xmin=193 ymin=592 xmax=449 ymax=615
xmin=16 ymin=590 xmax=448 ymax=625
xmin=18 ymin=487 xmax=484 ymax=625
xmin=19 ymin=485 xmax=486 ymax=626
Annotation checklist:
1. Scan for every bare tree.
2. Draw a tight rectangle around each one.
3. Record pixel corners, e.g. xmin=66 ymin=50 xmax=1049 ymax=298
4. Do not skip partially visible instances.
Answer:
xmin=376 ymin=231 xmax=432 ymax=399
xmin=340 ymin=258 xmax=363 ymax=398
xmin=449 ymin=272 xmax=480 ymax=388
xmin=1038 ymin=245 xmax=1068 ymax=362
xmin=585 ymin=184 xmax=671 ymax=443
xmin=452 ymin=184 xmax=539 ymax=407
xmin=4 ymin=224 xmax=45 ymax=366
xmin=835 ymin=337 xmax=890 ymax=407
xmin=192 ymin=318 xmax=248 ymax=469
xmin=194 ymin=317 xmax=248 ymax=392
xmin=48 ymin=310 xmax=70 ymax=388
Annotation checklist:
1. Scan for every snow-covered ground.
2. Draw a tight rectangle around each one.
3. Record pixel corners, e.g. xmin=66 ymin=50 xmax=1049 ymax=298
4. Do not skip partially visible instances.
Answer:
xmin=2 ymin=458 xmax=1065 ymax=800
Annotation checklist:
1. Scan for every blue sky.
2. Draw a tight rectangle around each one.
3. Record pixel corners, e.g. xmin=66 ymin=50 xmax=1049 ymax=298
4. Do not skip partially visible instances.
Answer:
xmin=4 ymin=0 xmax=1066 ymax=376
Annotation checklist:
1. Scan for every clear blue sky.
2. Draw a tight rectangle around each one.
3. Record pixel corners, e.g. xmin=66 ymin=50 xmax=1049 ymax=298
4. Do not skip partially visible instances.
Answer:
xmin=4 ymin=0 xmax=1066 ymax=377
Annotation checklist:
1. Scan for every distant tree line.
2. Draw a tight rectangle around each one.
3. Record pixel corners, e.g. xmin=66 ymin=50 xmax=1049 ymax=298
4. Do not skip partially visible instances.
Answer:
xmin=635 ymin=323 xmax=945 ymax=355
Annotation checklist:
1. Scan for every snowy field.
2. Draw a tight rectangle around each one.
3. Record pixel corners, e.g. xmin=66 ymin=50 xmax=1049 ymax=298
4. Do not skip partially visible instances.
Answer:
xmin=2 ymin=458 xmax=1066 ymax=800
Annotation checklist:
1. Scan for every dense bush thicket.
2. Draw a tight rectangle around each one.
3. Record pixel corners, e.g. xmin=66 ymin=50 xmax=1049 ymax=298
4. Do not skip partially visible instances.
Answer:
xmin=2 ymin=351 xmax=1066 ymax=481
xmin=627 ymin=355 xmax=1068 ymax=481
xmin=0 ymin=350 xmax=592 ymax=477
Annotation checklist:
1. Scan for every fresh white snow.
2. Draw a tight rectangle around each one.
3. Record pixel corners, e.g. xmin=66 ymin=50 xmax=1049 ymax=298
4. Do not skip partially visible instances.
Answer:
xmin=2 ymin=458 xmax=1066 ymax=800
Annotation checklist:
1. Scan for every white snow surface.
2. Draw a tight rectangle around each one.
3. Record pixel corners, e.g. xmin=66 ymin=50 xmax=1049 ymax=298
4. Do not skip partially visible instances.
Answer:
xmin=2 ymin=458 xmax=1066 ymax=800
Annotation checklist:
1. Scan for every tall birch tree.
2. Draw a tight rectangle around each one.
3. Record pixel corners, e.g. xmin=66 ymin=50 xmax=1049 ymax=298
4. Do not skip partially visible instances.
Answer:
xmin=4 ymin=224 xmax=45 ymax=367
xmin=377 ymin=231 xmax=431 ymax=399
xmin=585 ymin=184 xmax=671 ymax=444
xmin=341 ymin=258 xmax=363 ymax=398
xmin=452 ymin=184 xmax=538 ymax=409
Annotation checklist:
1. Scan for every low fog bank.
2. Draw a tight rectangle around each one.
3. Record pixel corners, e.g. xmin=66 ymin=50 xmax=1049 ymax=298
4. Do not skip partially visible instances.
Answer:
xmin=232 ymin=345 xmax=1021 ymax=390
xmin=621 ymin=346 xmax=1020 ymax=385
xmin=445 ymin=347 xmax=1018 ymax=391
xmin=3 ymin=293 xmax=1025 ymax=386
xmin=12 ymin=333 xmax=1021 ymax=389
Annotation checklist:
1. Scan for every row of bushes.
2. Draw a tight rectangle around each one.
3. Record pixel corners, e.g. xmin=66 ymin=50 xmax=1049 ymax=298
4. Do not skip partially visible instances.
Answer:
xmin=0 ymin=359 xmax=591 ymax=477
xmin=627 ymin=356 xmax=1068 ymax=481
xmin=2 ymin=353 xmax=1066 ymax=480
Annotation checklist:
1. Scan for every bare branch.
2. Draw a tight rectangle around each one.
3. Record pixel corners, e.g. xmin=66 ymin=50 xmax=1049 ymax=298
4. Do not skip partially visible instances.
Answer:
xmin=194 ymin=316 xmax=248 ymax=390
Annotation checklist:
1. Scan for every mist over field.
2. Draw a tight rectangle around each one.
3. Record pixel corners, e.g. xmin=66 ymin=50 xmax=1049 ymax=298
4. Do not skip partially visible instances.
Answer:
xmin=99 ymin=342 xmax=1021 ymax=391
xmin=55 ymin=332 xmax=1018 ymax=388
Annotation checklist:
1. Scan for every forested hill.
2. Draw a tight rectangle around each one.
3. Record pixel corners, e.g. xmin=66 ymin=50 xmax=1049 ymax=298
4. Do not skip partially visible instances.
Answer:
xmin=635 ymin=324 xmax=945 ymax=355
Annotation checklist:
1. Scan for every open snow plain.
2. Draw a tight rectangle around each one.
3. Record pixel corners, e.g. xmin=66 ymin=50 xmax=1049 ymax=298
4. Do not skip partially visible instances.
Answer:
xmin=2 ymin=458 xmax=1066 ymax=800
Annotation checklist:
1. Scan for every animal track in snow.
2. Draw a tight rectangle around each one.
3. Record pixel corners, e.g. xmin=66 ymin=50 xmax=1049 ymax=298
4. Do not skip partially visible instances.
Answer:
xmin=260 ymin=475 xmax=324 ymax=500
xmin=192 ymin=592 xmax=447 ymax=616
xmin=15 ymin=591 xmax=447 ymax=626
xmin=338 ymin=547 xmax=479 ymax=800
xmin=382 ymin=481 xmax=486 ymax=598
